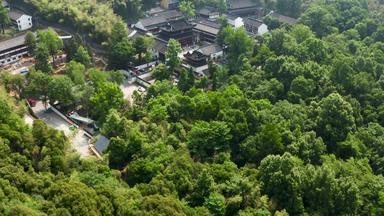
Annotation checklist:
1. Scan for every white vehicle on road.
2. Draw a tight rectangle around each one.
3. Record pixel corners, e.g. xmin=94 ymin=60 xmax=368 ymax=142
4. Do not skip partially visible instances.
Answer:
xmin=138 ymin=86 xmax=146 ymax=92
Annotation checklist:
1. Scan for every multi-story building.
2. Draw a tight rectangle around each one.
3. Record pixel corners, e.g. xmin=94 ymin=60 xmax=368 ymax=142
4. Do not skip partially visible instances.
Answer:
xmin=134 ymin=10 xmax=183 ymax=33
xmin=197 ymin=7 xmax=220 ymax=20
xmin=0 ymin=33 xmax=29 ymax=67
xmin=183 ymin=43 xmax=223 ymax=77
xmin=193 ymin=19 xmax=221 ymax=44
xmin=227 ymin=0 xmax=262 ymax=16
xmin=244 ymin=16 xmax=269 ymax=36
xmin=158 ymin=19 xmax=195 ymax=46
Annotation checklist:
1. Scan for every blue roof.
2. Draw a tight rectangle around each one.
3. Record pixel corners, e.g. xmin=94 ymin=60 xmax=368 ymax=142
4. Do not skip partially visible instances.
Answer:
xmin=94 ymin=135 xmax=110 ymax=154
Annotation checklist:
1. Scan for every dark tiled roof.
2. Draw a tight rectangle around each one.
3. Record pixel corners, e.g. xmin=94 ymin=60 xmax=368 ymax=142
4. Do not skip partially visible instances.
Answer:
xmin=147 ymin=7 xmax=165 ymax=15
xmin=9 ymin=11 xmax=24 ymax=21
xmin=197 ymin=7 xmax=219 ymax=16
xmin=94 ymin=136 xmax=110 ymax=155
xmin=194 ymin=23 xmax=219 ymax=35
xmin=153 ymin=38 xmax=168 ymax=54
xmin=0 ymin=33 xmax=27 ymax=52
xmin=270 ymin=12 xmax=298 ymax=25
xmin=244 ymin=16 xmax=264 ymax=28
xmin=161 ymin=19 xmax=195 ymax=32
xmin=138 ymin=10 xmax=183 ymax=28
xmin=128 ymin=30 xmax=146 ymax=40
xmin=184 ymin=51 xmax=206 ymax=61
xmin=198 ymin=43 xmax=223 ymax=56
xmin=193 ymin=18 xmax=221 ymax=35
xmin=227 ymin=0 xmax=258 ymax=10
xmin=194 ymin=18 xmax=221 ymax=29
xmin=225 ymin=14 xmax=244 ymax=21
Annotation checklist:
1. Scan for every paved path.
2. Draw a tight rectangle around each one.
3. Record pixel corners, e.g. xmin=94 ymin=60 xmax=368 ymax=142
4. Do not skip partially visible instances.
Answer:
xmin=30 ymin=101 xmax=92 ymax=157
xmin=72 ymin=130 xmax=92 ymax=157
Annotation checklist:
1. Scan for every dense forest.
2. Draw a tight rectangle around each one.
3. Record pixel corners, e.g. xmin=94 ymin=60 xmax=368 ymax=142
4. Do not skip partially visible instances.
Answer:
xmin=18 ymin=0 xmax=128 ymax=42
xmin=1 ymin=0 xmax=384 ymax=215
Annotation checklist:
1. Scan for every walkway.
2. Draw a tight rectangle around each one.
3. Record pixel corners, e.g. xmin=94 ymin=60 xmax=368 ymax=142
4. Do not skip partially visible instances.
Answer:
xmin=30 ymin=101 xmax=92 ymax=157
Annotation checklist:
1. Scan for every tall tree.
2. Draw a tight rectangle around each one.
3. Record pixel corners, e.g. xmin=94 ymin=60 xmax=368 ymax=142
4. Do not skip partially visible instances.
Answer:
xmin=217 ymin=17 xmax=230 ymax=46
xmin=31 ymin=120 xmax=68 ymax=172
xmin=204 ymin=193 xmax=226 ymax=216
xmin=110 ymin=21 xmax=129 ymax=44
xmin=66 ymin=61 xmax=86 ymax=85
xmin=300 ymin=6 xmax=336 ymax=37
xmin=2 ymin=73 xmax=26 ymax=99
xmin=179 ymin=1 xmax=196 ymax=19
xmin=113 ymin=0 xmax=143 ymax=23
xmin=315 ymin=93 xmax=356 ymax=150
xmin=63 ymin=34 xmax=82 ymax=61
xmin=25 ymin=31 xmax=37 ymax=54
xmin=47 ymin=75 xmax=75 ymax=107
xmin=259 ymin=153 xmax=304 ymax=214
xmin=187 ymin=121 xmax=232 ymax=161
xmin=276 ymin=0 xmax=302 ymax=18
xmin=239 ymin=123 xmax=285 ymax=164
xmin=35 ymin=44 xmax=52 ymax=73
xmin=90 ymin=81 xmax=125 ymax=122
xmin=108 ymin=40 xmax=136 ymax=69
xmin=224 ymin=27 xmax=254 ymax=73
xmin=151 ymin=63 xmax=170 ymax=81
xmin=165 ymin=39 xmax=182 ymax=74
xmin=0 ymin=4 xmax=10 ymax=34
xmin=37 ymin=29 xmax=64 ymax=67
xmin=25 ymin=71 xmax=52 ymax=107
xmin=287 ymin=131 xmax=326 ymax=164
xmin=133 ymin=35 xmax=154 ymax=64
xmin=177 ymin=68 xmax=195 ymax=92
xmin=73 ymin=46 xmax=91 ymax=67
xmin=187 ymin=169 xmax=214 ymax=206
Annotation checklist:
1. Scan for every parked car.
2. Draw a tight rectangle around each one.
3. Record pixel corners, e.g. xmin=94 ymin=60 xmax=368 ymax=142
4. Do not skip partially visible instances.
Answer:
xmin=138 ymin=86 xmax=146 ymax=92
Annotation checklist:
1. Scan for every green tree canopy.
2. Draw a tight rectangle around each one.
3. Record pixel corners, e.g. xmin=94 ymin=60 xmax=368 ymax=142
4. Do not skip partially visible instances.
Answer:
xmin=90 ymin=81 xmax=125 ymax=122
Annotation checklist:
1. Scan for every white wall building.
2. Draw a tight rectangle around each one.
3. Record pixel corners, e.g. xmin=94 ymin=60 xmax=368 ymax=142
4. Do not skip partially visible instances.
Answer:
xmin=244 ymin=17 xmax=269 ymax=35
xmin=182 ymin=43 xmax=224 ymax=77
xmin=9 ymin=11 xmax=32 ymax=31
xmin=257 ymin=23 xmax=268 ymax=35
xmin=227 ymin=15 xmax=244 ymax=29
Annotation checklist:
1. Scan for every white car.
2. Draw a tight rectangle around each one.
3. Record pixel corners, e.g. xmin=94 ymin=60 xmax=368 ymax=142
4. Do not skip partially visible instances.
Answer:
xmin=138 ymin=86 xmax=146 ymax=92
